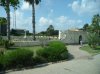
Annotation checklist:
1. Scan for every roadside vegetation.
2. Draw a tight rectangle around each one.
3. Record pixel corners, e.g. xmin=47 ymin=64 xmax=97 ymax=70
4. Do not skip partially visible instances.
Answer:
xmin=83 ymin=14 xmax=100 ymax=49
xmin=80 ymin=45 xmax=100 ymax=56
xmin=0 ymin=41 xmax=68 ymax=71
xmin=81 ymin=14 xmax=100 ymax=55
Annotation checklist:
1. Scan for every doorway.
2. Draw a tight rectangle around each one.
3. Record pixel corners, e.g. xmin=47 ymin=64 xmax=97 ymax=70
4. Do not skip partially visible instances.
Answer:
xmin=79 ymin=35 xmax=82 ymax=44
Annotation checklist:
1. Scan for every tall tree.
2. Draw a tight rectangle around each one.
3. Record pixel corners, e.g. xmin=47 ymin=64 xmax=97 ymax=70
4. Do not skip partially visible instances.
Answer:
xmin=0 ymin=0 xmax=19 ymax=40
xmin=91 ymin=14 xmax=100 ymax=35
xmin=0 ymin=17 xmax=7 ymax=35
xmin=24 ymin=0 xmax=41 ymax=40
xmin=87 ymin=14 xmax=100 ymax=48
xmin=0 ymin=17 xmax=7 ymax=24
xmin=47 ymin=25 xmax=54 ymax=36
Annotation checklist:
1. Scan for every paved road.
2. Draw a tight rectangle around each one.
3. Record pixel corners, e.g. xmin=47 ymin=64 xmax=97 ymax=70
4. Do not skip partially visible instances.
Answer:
xmin=6 ymin=45 xmax=100 ymax=74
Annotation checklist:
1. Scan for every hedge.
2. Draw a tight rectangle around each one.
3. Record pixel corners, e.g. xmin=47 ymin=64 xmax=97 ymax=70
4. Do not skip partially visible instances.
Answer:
xmin=36 ymin=41 xmax=68 ymax=62
xmin=0 ymin=49 xmax=33 ymax=70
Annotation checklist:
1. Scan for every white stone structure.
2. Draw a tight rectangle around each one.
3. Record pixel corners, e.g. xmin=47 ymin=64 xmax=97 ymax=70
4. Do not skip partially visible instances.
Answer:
xmin=59 ymin=29 xmax=88 ymax=44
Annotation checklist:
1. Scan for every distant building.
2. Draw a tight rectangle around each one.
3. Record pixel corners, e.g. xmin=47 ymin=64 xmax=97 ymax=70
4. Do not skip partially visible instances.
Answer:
xmin=11 ymin=29 xmax=29 ymax=36
xmin=0 ymin=17 xmax=7 ymax=36
xmin=59 ymin=29 xmax=88 ymax=44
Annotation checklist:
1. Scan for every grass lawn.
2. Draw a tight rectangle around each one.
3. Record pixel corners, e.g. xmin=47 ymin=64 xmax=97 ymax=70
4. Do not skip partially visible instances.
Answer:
xmin=80 ymin=45 xmax=100 ymax=56
xmin=5 ymin=46 xmax=43 ymax=57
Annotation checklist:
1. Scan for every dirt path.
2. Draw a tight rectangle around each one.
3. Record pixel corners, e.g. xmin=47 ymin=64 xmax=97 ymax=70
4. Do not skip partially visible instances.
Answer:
xmin=67 ymin=45 xmax=92 ymax=59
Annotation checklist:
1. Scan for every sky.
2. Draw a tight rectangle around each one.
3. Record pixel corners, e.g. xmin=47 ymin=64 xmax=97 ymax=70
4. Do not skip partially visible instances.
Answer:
xmin=0 ymin=0 xmax=100 ymax=33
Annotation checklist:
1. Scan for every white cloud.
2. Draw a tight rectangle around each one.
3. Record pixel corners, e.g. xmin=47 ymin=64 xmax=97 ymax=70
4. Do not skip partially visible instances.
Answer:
xmin=10 ymin=10 xmax=32 ymax=32
xmin=39 ymin=17 xmax=53 ymax=25
xmin=39 ymin=16 xmax=83 ymax=31
xmin=21 ymin=2 xmax=30 ymax=10
xmin=57 ymin=16 xmax=83 ymax=29
xmin=69 ymin=0 xmax=100 ymax=15
xmin=58 ymin=16 xmax=68 ymax=24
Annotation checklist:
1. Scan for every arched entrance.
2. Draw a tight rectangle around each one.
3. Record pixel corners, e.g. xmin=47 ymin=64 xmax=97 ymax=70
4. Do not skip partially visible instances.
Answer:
xmin=79 ymin=35 xmax=82 ymax=44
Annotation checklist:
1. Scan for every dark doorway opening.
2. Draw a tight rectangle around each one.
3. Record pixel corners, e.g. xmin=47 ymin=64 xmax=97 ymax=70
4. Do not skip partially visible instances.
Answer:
xmin=79 ymin=35 xmax=82 ymax=44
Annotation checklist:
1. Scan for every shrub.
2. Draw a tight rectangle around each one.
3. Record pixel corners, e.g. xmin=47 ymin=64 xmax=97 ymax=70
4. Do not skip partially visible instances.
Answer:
xmin=4 ymin=40 xmax=14 ymax=49
xmin=0 ymin=49 xmax=33 ymax=70
xmin=0 ymin=55 xmax=4 ymax=71
xmin=0 ymin=36 xmax=5 ymax=46
xmin=0 ymin=36 xmax=14 ymax=49
xmin=36 ymin=41 xmax=68 ymax=62
xmin=33 ymin=56 xmax=47 ymax=64
xmin=88 ymin=33 xmax=100 ymax=48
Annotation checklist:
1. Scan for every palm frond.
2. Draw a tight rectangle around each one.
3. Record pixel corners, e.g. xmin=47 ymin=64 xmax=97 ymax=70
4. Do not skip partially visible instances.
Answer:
xmin=24 ymin=0 xmax=33 ymax=4
xmin=35 ymin=0 xmax=41 ymax=5
xmin=24 ymin=0 xmax=41 ymax=5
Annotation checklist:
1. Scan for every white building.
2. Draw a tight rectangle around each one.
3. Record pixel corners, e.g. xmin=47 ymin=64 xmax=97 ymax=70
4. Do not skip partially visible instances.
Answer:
xmin=59 ymin=29 xmax=88 ymax=44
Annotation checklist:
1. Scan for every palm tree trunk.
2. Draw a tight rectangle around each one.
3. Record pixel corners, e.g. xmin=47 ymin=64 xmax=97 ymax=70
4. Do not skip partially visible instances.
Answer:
xmin=6 ymin=0 xmax=10 ymax=40
xmin=32 ymin=0 xmax=36 ymax=40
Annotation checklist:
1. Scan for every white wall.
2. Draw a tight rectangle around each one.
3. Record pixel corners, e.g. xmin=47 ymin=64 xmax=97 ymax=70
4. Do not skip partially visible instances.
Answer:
xmin=59 ymin=30 xmax=88 ymax=44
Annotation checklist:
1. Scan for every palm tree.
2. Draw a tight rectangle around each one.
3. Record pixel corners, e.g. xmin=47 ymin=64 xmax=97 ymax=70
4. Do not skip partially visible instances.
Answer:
xmin=24 ymin=0 xmax=41 ymax=40
xmin=0 ymin=0 xmax=19 ymax=40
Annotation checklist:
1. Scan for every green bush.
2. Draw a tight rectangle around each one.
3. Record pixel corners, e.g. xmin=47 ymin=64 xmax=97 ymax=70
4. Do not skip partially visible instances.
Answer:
xmin=4 ymin=40 xmax=14 ymax=49
xmin=0 ymin=36 xmax=14 ymax=49
xmin=0 ymin=36 xmax=5 ymax=46
xmin=0 ymin=49 xmax=33 ymax=70
xmin=33 ymin=56 xmax=47 ymax=64
xmin=36 ymin=41 xmax=68 ymax=62
xmin=0 ymin=55 xmax=4 ymax=71
xmin=88 ymin=33 xmax=100 ymax=48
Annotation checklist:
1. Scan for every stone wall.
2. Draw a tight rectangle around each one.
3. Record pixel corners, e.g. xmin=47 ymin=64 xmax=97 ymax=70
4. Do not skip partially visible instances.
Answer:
xmin=59 ymin=30 xmax=88 ymax=44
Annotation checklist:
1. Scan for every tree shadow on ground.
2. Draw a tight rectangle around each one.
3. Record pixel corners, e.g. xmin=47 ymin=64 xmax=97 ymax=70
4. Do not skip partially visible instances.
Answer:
xmin=67 ymin=53 xmax=74 ymax=60
xmin=7 ymin=47 xmax=19 ymax=50
xmin=1 ymin=63 xmax=49 ymax=74
xmin=0 ymin=70 xmax=6 ymax=74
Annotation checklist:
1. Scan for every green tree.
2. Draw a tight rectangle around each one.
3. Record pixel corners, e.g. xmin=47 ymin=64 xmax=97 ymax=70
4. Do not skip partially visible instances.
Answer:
xmin=88 ymin=33 xmax=99 ymax=48
xmin=0 ymin=17 xmax=7 ymax=24
xmin=0 ymin=0 xmax=19 ymax=40
xmin=47 ymin=25 xmax=54 ymax=36
xmin=91 ymin=14 xmax=100 ymax=35
xmin=83 ymin=23 xmax=89 ymax=31
xmin=0 ymin=17 xmax=7 ymax=36
xmin=24 ymin=0 xmax=41 ymax=40
xmin=87 ymin=14 xmax=100 ymax=48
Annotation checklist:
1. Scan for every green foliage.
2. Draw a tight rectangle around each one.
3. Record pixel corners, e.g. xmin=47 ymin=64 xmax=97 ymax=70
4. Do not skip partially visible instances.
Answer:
xmin=83 ymin=23 xmax=89 ymax=31
xmin=36 ymin=41 xmax=68 ymax=62
xmin=0 ymin=36 xmax=5 ymax=46
xmin=0 ymin=17 xmax=7 ymax=24
xmin=25 ymin=0 xmax=41 ymax=5
xmin=0 ymin=49 xmax=33 ymax=70
xmin=0 ymin=37 xmax=14 ymax=49
xmin=88 ymin=33 xmax=100 ymax=48
xmin=4 ymin=40 xmax=14 ymax=49
xmin=0 ymin=0 xmax=20 ymax=9
xmin=86 ymin=14 xmax=100 ymax=48
xmin=47 ymin=25 xmax=54 ymax=36
xmin=0 ymin=55 xmax=4 ymax=71
xmin=91 ymin=14 xmax=100 ymax=31
xmin=80 ymin=45 xmax=100 ymax=56
xmin=33 ymin=56 xmax=47 ymax=64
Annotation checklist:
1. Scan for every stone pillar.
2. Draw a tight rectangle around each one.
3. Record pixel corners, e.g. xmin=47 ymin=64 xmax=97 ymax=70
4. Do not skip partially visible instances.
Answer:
xmin=58 ymin=30 xmax=61 ymax=40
